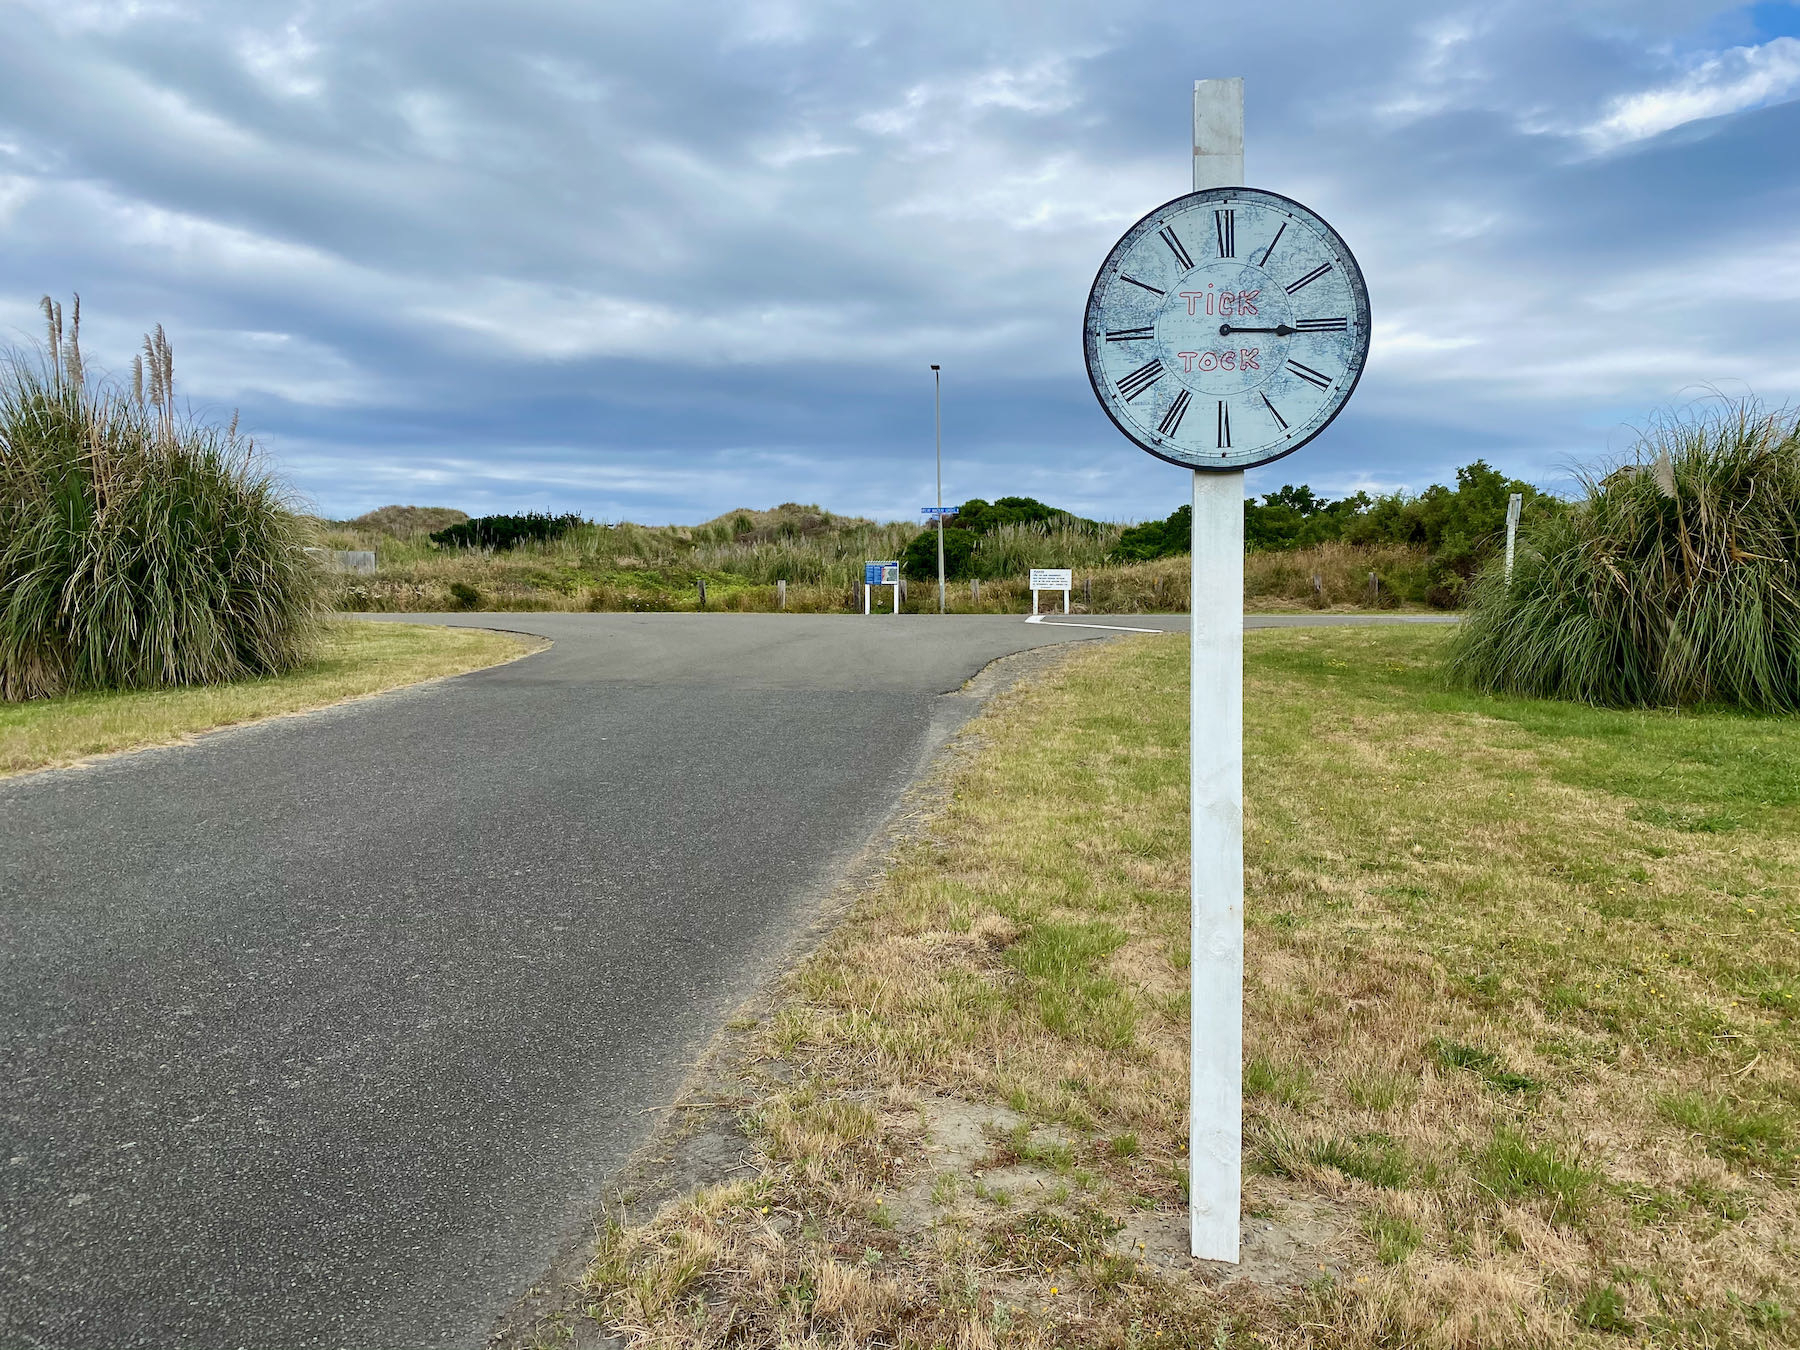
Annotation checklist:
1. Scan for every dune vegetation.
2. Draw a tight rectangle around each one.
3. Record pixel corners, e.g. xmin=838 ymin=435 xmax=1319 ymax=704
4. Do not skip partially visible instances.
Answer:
xmin=1452 ymin=402 xmax=1800 ymax=711
xmin=1 ymin=298 xmax=318 ymax=701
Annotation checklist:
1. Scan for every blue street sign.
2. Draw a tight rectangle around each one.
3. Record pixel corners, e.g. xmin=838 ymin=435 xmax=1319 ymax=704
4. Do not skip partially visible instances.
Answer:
xmin=921 ymin=505 xmax=958 ymax=516
xmin=865 ymin=561 xmax=899 ymax=585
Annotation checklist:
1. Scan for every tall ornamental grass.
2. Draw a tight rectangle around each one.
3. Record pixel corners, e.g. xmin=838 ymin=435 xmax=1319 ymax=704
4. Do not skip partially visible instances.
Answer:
xmin=1449 ymin=402 xmax=1800 ymax=710
xmin=1 ymin=299 xmax=319 ymax=701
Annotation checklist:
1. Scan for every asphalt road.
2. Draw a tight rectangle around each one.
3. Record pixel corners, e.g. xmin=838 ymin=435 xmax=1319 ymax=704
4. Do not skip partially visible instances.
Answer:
xmin=0 ymin=612 xmax=1451 ymax=1349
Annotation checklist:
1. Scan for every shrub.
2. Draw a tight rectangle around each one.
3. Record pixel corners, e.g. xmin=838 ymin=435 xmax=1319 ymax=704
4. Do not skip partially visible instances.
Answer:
xmin=1449 ymin=402 xmax=1800 ymax=710
xmin=0 ymin=300 xmax=318 ymax=701
xmin=901 ymin=525 xmax=977 ymax=579
xmin=431 ymin=511 xmax=583 ymax=550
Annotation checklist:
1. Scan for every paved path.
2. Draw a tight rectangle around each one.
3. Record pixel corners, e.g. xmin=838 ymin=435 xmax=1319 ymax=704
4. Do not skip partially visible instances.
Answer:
xmin=0 ymin=612 xmax=1449 ymax=1349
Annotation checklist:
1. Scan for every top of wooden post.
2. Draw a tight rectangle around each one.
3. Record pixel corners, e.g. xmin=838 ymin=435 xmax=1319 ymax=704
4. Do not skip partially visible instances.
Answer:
xmin=1193 ymin=78 xmax=1244 ymax=191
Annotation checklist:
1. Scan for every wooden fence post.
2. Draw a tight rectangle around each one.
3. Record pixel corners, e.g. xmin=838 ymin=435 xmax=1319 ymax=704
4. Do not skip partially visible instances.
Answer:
xmin=698 ymin=579 xmax=707 ymax=607
xmin=971 ymin=578 xmax=980 ymax=605
xmin=777 ymin=579 xmax=786 ymax=609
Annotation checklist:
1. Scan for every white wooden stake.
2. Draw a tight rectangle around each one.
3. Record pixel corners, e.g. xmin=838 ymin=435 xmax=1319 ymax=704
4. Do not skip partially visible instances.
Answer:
xmin=1190 ymin=75 xmax=1244 ymax=1266
xmin=1505 ymin=492 xmax=1522 ymax=585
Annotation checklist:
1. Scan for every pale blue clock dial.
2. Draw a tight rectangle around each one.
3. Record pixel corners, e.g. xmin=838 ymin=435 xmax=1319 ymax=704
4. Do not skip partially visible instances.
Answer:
xmin=1083 ymin=187 xmax=1371 ymax=472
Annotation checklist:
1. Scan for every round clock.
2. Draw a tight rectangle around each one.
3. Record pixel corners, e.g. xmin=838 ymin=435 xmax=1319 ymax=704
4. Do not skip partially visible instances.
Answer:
xmin=1083 ymin=186 xmax=1370 ymax=472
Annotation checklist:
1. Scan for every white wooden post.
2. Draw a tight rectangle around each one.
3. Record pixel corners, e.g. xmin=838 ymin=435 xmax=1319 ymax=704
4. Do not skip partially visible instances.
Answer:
xmin=1505 ymin=492 xmax=1522 ymax=585
xmin=1190 ymin=75 xmax=1244 ymax=1266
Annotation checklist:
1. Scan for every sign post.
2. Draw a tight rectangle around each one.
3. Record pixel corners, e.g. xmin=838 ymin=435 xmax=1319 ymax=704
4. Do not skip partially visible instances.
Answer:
xmin=931 ymin=364 xmax=945 ymax=613
xmin=863 ymin=561 xmax=901 ymax=614
xmin=1029 ymin=567 xmax=1073 ymax=615
xmin=1079 ymin=78 xmax=1370 ymax=1264
xmin=1186 ymin=77 xmax=1246 ymax=1266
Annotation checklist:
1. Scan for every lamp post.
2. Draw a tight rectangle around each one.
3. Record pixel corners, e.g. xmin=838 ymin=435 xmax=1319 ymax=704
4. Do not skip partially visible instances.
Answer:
xmin=931 ymin=364 xmax=944 ymax=613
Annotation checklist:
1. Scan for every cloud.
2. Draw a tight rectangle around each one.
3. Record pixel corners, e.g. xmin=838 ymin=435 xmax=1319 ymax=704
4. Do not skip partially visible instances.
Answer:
xmin=1583 ymin=35 xmax=1800 ymax=148
xmin=1 ymin=0 xmax=1798 ymax=524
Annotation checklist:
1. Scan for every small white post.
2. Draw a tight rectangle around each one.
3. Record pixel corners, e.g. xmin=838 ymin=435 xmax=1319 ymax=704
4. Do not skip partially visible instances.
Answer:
xmin=863 ymin=580 xmax=870 ymax=616
xmin=777 ymin=579 xmax=787 ymax=609
xmin=1190 ymin=75 xmax=1244 ymax=1266
xmin=893 ymin=577 xmax=901 ymax=614
xmin=1031 ymin=587 xmax=1040 ymax=615
xmin=1505 ymin=492 xmax=1522 ymax=585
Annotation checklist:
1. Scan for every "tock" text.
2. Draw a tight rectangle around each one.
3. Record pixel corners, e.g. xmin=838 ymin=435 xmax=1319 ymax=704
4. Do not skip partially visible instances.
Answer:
xmin=1177 ymin=348 xmax=1260 ymax=373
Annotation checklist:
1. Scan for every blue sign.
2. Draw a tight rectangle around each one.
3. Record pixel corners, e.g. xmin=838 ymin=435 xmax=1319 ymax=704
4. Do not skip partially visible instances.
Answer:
xmin=920 ymin=505 xmax=958 ymax=517
xmin=864 ymin=561 xmax=883 ymax=585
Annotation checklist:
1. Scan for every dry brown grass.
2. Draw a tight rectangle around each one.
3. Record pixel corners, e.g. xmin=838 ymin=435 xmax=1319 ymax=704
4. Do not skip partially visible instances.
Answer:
xmin=572 ymin=628 xmax=1798 ymax=1349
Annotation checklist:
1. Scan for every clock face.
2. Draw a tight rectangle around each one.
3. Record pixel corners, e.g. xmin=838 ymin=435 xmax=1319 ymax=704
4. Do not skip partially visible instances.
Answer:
xmin=1083 ymin=187 xmax=1371 ymax=472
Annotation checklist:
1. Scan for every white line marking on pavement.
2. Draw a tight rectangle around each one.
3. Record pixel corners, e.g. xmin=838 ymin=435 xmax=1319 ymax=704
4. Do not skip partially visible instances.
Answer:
xmin=1024 ymin=614 xmax=1164 ymax=634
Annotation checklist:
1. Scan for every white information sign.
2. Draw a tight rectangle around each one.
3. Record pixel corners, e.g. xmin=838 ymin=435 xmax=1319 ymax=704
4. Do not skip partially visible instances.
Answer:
xmin=1029 ymin=568 xmax=1073 ymax=615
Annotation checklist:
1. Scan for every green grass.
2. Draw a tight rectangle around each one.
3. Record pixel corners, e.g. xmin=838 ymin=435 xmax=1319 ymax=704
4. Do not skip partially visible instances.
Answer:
xmin=0 ymin=621 xmax=532 ymax=776
xmin=576 ymin=625 xmax=1800 ymax=1350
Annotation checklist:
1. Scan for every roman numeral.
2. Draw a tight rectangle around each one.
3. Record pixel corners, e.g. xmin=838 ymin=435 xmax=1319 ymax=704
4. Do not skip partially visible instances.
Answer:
xmin=1285 ymin=262 xmax=1332 ymax=294
xmin=1259 ymin=220 xmax=1287 ymax=267
xmin=1120 ymin=274 xmax=1165 ymax=296
xmin=1158 ymin=389 xmax=1192 ymax=435
xmin=1287 ymin=360 xmax=1332 ymax=389
xmin=1260 ymin=392 xmax=1289 ymax=431
xmin=1215 ymin=209 xmax=1235 ymax=258
xmin=1105 ymin=326 xmax=1155 ymax=343
xmin=1216 ymin=399 xmax=1232 ymax=448
xmin=1118 ymin=359 xmax=1164 ymax=401
xmin=1158 ymin=227 xmax=1193 ymax=270
xmin=1293 ymin=317 xmax=1348 ymax=332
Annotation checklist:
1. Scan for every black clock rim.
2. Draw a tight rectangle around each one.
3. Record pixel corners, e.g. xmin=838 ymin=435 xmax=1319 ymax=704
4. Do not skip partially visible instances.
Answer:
xmin=1082 ymin=184 xmax=1372 ymax=475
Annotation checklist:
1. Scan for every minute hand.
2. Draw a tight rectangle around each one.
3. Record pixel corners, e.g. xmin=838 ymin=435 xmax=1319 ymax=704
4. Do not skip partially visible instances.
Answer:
xmin=1219 ymin=323 xmax=1295 ymax=336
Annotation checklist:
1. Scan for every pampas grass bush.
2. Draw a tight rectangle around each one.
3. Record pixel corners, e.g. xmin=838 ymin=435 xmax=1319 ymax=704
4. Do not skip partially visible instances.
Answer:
xmin=0 ymin=298 xmax=319 ymax=701
xmin=1449 ymin=401 xmax=1800 ymax=710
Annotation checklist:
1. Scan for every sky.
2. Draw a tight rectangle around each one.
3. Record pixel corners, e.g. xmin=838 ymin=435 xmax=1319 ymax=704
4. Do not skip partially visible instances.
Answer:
xmin=3 ymin=0 xmax=1800 ymax=525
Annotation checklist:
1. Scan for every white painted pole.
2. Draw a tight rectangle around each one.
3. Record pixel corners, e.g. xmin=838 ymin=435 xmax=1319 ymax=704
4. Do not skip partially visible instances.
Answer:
xmin=1190 ymin=75 xmax=1244 ymax=1266
xmin=1062 ymin=587 xmax=1069 ymax=615
xmin=1505 ymin=492 xmax=1522 ymax=585
xmin=863 ymin=579 xmax=870 ymax=616
xmin=933 ymin=365 xmax=945 ymax=614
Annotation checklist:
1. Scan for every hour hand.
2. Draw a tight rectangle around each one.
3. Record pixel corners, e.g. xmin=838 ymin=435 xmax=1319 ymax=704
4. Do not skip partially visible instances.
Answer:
xmin=1219 ymin=323 xmax=1294 ymax=336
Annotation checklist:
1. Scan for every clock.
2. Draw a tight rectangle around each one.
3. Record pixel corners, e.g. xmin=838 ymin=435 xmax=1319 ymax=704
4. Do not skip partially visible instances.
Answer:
xmin=1083 ymin=186 xmax=1370 ymax=472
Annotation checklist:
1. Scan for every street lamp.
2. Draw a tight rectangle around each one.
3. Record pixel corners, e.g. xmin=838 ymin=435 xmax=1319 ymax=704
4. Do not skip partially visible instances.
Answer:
xmin=931 ymin=364 xmax=944 ymax=613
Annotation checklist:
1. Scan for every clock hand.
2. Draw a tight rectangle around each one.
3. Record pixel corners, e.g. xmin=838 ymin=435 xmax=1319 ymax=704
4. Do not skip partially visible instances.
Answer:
xmin=1219 ymin=323 xmax=1295 ymax=337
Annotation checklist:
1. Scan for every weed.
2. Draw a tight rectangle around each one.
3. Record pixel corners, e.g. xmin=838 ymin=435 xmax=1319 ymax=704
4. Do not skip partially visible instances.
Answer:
xmin=1431 ymin=1037 xmax=1543 ymax=1095
xmin=1477 ymin=1129 xmax=1595 ymax=1215
xmin=1574 ymin=1283 xmax=1633 ymax=1334
xmin=1659 ymin=1092 xmax=1795 ymax=1174
xmin=1244 ymin=1055 xmax=1315 ymax=1107
xmin=1366 ymin=1212 xmax=1423 ymax=1264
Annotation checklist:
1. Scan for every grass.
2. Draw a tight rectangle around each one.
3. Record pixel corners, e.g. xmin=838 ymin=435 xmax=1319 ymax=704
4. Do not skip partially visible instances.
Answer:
xmin=0 ymin=620 xmax=532 ymax=777
xmin=1450 ymin=401 xmax=1800 ymax=710
xmin=312 ymin=502 xmax=1439 ymax=615
xmin=572 ymin=624 xmax=1799 ymax=1349
xmin=2 ymin=309 xmax=319 ymax=699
